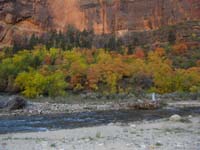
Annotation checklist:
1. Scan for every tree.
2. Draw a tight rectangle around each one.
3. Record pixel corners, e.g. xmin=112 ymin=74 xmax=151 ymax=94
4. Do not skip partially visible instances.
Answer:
xmin=172 ymin=42 xmax=188 ymax=55
xmin=168 ymin=30 xmax=176 ymax=44
xmin=147 ymin=50 xmax=173 ymax=93
xmin=28 ymin=34 xmax=39 ymax=49
xmin=15 ymin=71 xmax=46 ymax=98
xmin=106 ymin=35 xmax=117 ymax=51
xmin=45 ymin=71 xmax=67 ymax=97
xmin=134 ymin=48 xmax=145 ymax=59
xmin=15 ymin=70 xmax=67 ymax=98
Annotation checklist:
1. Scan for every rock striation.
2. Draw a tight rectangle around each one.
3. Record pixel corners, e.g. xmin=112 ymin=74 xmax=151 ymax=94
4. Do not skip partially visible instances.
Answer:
xmin=0 ymin=0 xmax=199 ymax=47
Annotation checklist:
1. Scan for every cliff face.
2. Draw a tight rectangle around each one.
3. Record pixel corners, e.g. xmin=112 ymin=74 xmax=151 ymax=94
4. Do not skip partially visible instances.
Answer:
xmin=0 ymin=0 xmax=50 ymax=47
xmin=0 ymin=0 xmax=199 ymax=47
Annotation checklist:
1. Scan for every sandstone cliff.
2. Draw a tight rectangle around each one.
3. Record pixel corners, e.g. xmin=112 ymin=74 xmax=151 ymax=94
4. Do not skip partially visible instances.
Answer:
xmin=0 ymin=0 xmax=199 ymax=47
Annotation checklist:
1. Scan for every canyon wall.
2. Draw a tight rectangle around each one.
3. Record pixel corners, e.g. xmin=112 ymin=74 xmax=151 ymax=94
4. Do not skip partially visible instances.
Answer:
xmin=0 ymin=0 xmax=199 ymax=47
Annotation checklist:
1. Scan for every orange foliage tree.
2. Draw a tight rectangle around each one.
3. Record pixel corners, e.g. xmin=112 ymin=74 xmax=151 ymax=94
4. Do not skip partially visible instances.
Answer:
xmin=172 ymin=42 xmax=188 ymax=55
xmin=134 ymin=48 xmax=145 ymax=59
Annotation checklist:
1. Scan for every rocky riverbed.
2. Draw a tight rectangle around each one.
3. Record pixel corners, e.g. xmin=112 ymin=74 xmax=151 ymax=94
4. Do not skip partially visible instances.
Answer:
xmin=0 ymin=95 xmax=160 ymax=117
xmin=0 ymin=115 xmax=200 ymax=150
xmin=1 ymin=94 xmax=200 ymax=117
xmin=0 ymin=94 xmax=200 ymax=150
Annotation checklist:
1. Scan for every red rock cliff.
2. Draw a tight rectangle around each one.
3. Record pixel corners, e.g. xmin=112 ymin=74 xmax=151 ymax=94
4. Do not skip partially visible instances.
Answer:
xmin=0 ymin=0 xmax=199 ymax=47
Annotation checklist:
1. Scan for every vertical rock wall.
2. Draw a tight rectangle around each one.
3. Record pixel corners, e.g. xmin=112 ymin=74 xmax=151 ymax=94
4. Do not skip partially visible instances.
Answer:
xmin=0 ymin=0 xmax=199 ymax=47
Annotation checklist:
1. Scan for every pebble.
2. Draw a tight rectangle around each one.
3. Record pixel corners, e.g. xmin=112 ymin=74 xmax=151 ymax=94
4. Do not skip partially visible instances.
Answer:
xmin=98 ymin=143 xmax=104 ymax=146
xmin=41 ymin=141 xmax=48 ymax=149
xmin=129 ymin=124 xmax=137 ymax=128
xmin=176 ymin=143 xmax=182 ymax=148
xmin=84 ymin=138 xmax=90 ymax=142
xmin=115 ymin=122 xmax=123 ymax=126
xmin=123 ymin=128 xmax=129 ymax=133
xmin=37 ymin=110 xmax=42 ymax=114
xmin=108 ymin=123 xmax=114 ymax=126
xmin=169 ymin=114 xmax=182 ymax=121
xmin=155 ymin=141 xmax=163 ymax=146
xmin=126 ymin=143 xmax=131 ymax=147
xmin=140 ymin=144 xmax=146 ymax=149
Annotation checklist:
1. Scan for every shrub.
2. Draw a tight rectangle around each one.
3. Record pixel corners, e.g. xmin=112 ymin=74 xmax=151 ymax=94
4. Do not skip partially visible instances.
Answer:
xmin=45 ymin=71 xmax=67 ymax=97
xmin=15 ymin=70 xmax=67 ymax=98
xmin=15 ymin=71 xmax=46 ymax=98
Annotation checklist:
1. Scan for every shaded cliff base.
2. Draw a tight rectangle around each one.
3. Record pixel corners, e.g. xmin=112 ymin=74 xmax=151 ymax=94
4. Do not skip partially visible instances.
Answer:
xmin=1 ymin=20 xmax=199 ymax=51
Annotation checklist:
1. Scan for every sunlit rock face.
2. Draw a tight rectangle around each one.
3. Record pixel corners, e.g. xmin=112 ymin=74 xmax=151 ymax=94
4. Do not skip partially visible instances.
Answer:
xmin=0 ymin=0 xmax=199 ymax=47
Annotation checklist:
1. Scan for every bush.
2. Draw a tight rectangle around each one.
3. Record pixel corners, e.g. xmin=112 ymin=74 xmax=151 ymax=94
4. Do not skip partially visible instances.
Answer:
xmin=15 ymin=70 xmax=67 ymax=98
xmin=15 ymin=71 xmax=47 ymax=98
xmin=45 ymin=71 xmax=67 ymax=97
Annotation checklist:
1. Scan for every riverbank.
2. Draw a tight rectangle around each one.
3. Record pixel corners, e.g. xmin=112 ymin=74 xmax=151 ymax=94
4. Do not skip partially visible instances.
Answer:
xmin=0 ymin=93 xmax=200 ymax=117
xmin=0 ymin=94 xmax=200 ymax=149
xmin=0 ymin=115 xmax=200 ymax=150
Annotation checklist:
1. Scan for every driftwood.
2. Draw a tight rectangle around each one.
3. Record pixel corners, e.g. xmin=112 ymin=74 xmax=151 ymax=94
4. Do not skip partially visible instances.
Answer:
xmin=127 ymin=101 xmax=160 ymax=110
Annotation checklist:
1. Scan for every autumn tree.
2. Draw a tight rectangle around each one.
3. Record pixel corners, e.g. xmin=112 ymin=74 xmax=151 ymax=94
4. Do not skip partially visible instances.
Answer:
xmin=172 ymin=42 xmax=188 ymax=55
xmin=134 ymin=48 xmax=145 ymax=59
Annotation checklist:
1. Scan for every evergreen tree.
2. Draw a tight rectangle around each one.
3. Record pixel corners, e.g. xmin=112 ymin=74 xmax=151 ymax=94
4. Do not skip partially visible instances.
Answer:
xmin=28 ymin=34 xmax=38 ymax=49
xmin=168 ymin=30 xmax=176 ymax=44
xmin=107 ymin=36 xmax=117 ymax=51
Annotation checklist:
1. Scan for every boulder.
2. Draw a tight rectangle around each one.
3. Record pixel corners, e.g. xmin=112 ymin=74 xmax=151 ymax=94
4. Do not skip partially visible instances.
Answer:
xmin=2 ymin=96 xmax=27 ymax=110
xmin=169 ymin=114 xmax=182 ymax=122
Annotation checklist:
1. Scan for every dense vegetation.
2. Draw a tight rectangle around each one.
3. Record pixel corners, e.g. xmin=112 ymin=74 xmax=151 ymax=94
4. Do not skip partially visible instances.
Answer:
xmin=12 ymin=25 xmax=123 ymax=53
xmin=0 ymin=41 xmax=200 ymax=98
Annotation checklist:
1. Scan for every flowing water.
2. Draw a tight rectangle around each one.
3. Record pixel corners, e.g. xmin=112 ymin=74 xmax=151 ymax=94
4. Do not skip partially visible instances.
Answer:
xmin=0 ymin=106 xmax=200 ymax=134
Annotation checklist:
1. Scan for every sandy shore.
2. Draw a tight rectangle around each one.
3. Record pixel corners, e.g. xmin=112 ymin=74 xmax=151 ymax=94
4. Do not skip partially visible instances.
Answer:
xmin=0 ymin=115 xmax=200 ymax=150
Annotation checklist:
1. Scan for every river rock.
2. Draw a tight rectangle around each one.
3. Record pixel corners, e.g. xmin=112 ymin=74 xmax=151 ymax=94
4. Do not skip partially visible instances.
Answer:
xmin=129 ymin=124 xmax=137 ymax=128
xmin=169 ymin=114 xmax=182 ymax=122
xmin=5 ymin=96 xmax=27 ymax=110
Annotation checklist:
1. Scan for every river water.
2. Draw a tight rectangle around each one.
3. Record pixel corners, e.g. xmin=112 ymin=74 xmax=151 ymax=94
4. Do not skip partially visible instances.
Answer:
xmin=0 ymin=107 xmax=200 ymax=134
